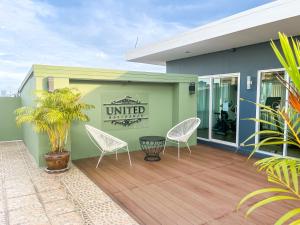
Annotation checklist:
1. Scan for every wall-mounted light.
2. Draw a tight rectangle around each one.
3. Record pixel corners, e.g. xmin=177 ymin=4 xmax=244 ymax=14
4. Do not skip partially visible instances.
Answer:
xmin=189 ymin=82 xmax=195 ymax=94
xmin=246 ymin=76 xmax=253 ymax=90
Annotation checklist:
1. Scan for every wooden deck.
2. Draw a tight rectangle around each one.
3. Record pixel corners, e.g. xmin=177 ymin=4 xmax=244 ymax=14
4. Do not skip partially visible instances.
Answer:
xmin=74 ymin=145 xmax=298 ymax=225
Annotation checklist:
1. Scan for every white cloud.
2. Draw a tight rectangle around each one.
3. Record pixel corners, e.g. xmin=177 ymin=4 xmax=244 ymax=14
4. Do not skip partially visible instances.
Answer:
xmin=0 ymin=0 xmax=190 ymax=93
xmin=0 ymin=0 xmax=271 ymax=94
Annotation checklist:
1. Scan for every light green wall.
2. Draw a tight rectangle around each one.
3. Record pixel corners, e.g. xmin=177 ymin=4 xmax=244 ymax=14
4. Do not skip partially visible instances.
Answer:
xmin=69 ymin=81 xmax=175 ymax=160
xmin=20 ymin=75 xmax=42 ymax=165
xmin=18 ymin=64 xmax=197 ymax=166
xmin=0 ymin=97 xmax=22 ymax=141
xmin=173 ymin=83 xmax=198 ymax=145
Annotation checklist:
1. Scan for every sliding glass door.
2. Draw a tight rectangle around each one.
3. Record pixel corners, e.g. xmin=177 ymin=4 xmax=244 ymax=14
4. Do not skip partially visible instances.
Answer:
xmin=197 ymin=78 xmax=210 ymax=139
xmin=257 ymin=70 xmax=300 ymax=157
xmin=257 ymin=71 xmax=286 ymax=155
xmin=212 ymin=76 xmax=238 ymax=143
xmin=197 ymin=74 xmax=239 ymax=146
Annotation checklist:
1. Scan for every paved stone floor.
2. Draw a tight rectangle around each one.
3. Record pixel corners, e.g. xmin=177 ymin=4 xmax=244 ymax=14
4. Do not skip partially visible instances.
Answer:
xmin=0 ymin=141 xmax=138 ymax=225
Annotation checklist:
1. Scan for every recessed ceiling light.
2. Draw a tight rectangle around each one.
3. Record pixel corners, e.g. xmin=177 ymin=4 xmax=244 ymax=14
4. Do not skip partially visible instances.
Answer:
xmin=185 ymin=51 xmax=191 ymax=54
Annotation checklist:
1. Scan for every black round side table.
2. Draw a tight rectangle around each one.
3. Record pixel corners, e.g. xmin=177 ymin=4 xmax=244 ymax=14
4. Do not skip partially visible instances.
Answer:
xmin=139 ymin=136 xmax=166 ymax=161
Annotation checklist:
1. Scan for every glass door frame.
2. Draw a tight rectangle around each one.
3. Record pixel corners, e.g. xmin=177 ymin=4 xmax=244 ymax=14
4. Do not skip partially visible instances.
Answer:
xmin=255 ymin=68 xmax=289 ymax=157
xmin=197 ymin=73 xmax=241 ymax=147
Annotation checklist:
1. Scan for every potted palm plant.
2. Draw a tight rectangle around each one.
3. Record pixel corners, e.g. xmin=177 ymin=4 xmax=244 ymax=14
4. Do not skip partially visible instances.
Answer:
xmin=16 ymin=88 xmax=94 ymax=172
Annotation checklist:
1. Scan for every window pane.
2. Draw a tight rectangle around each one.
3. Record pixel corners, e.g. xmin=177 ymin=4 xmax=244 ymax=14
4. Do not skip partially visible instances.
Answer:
xmin=259 ymin=71 xmax=285 ymax=155
xmin=212 ymin=76 xmax=238 ymax=143
xmin=287 ymin=113 xmax=300 ymax=157
xmin=197 ymin=78 xmax=210 ymax=139
xmin=287 ymin=80 xmax=300 ymax=158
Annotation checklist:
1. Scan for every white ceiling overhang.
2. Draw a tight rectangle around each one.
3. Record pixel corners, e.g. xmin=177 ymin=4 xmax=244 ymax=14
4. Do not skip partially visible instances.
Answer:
xmin=126 ymin=0 xmax=300 ymax=65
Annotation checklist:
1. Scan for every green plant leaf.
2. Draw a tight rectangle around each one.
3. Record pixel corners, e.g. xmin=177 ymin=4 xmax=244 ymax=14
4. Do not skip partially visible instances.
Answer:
xmin=275 ymin=164 xmax=282 ymax=182
xmin=271 ymin=33 xmax=300 ymax=93
xmin=247 ymin=137 xmax=287 ymax=159
xmin=267 ymin=177 xmax=282 ymax=186
xmin=275 ymin=208 xmax=300 ymax=225
xmin=282 ymin=161 xmax=290 ymax=187
xmin=15 ymin=88 xmax=95 ymax=152
xmin=290 ymin=162 xmax=299 ymax=195
xmin=288 ymin=219 xmax=300 ymax=225
xmin=244 ymin=117 xmax=284 ymax=131
xmin=246 ymin=195 xmax=299 ymax=217
xmin=241 ymin=131 xmax=283 ymax=147
xmin=237 ymin=188 xmax=291 ymax=210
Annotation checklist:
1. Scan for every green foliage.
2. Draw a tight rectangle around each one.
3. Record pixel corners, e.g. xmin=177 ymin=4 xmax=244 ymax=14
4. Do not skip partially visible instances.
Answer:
xmin=271 ymin=33 xmax=300 ymax=94
xmin=237 ymin=156 xmax=300 ymax=224
xmin=240 ymin=99 xmax=300 ymax=159
xmin=237 ymin=33 xmax=300 ymax=224
xmin=16 ymin=88 xmax=94 ymax=152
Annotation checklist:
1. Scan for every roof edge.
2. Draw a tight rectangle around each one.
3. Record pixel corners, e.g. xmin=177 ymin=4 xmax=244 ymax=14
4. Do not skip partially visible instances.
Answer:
xmin=126 ymin=0 xmax=298 ymax=63
xmin=17 ymin=64 xmax=198 ymax=93
xmin=17 ymin=66 xmax=34 ymax=94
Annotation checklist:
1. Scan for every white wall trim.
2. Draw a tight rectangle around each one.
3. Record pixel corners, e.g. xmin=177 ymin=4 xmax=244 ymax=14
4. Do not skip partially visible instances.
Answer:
xmin=255 ymin=68 xmax=287 ymax=156
xmin=0 ymin=140 xmax=23 ymax=143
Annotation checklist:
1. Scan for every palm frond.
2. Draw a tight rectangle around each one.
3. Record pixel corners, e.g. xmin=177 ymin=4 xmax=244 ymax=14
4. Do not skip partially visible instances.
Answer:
xmin=271 ymin=33 xmax=300 ymax=94
xmin=239 ymin=32 xmax=300 ymax=225
xmin=15 ymin=88 xmax=94 ymax=152
xmin=238 ymin=158 xmax=300 ymax=221
xmin=237 ymin=187 xmax=291 ymax=210
xmin=246 ymin=195 xmax=299 ymax=217
xmin=274 ymin=208 xmax=300 ymax=225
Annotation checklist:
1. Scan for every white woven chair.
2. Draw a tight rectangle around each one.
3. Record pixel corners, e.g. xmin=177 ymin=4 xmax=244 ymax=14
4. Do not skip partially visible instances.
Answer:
xmin=85 ymin=125 xmax=132 ymax=168
xmin=163 ymin=117 xmax=201 ymax=159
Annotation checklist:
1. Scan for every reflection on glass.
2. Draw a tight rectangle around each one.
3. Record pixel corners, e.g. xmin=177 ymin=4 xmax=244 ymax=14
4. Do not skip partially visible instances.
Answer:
xmin=287 ymin=82 xmax=300 ymax=158
xmin=211 ymin=76 xmax=237 ymax=143
xmin=259 ymin=71 xmax=285 ymax=155
xmin=197 ymin=78 xmax=210 ymax=139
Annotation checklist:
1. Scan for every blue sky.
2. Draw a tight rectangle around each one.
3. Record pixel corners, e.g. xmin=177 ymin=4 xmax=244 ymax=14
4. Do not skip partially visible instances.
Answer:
xmin=0 ymin=0 xmax=272 ymax=93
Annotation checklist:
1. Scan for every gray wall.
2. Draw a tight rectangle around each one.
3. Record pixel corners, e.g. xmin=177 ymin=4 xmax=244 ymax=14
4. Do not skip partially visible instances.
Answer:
xmin=167 ymin=40 xmax=283 ymax=151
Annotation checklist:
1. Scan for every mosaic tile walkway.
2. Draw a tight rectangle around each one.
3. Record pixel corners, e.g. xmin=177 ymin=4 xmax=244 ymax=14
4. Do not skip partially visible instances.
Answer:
xmin=0 ymin=141 xmax=138 ymax=225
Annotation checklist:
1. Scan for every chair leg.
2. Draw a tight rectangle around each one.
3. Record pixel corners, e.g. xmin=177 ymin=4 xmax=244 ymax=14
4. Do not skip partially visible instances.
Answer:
xmin=186 ymin=142 xmax=191 ymax=154
xmin=127 ymin=146 xmax=132 ymax=166
xmin=115 ymin=151 xmax=118 ymax=160
xmin=96 ymin=152 xmax=104 ymax=168
xmin=163 ymin=138 xmax=167 ymax=154
xmin=177 ymin=142 xmax=180 ymax=160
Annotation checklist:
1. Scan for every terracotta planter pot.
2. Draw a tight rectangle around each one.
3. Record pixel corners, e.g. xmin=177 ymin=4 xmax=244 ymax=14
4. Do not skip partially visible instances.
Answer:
xmin=44 ymin=151 xmax=70 ymax=171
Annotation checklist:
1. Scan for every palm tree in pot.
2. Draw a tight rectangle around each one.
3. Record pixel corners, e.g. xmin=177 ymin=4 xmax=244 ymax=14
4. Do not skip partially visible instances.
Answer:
xmin=16 ymin=88 xmax=94 ymax=172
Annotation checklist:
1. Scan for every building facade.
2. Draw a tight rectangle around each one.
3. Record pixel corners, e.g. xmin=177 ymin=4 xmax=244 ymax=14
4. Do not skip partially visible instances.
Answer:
xmin=11 ymin=65 xmax=197 ymax=166
xmin=126 ymin=0 xmax=300 ymax=158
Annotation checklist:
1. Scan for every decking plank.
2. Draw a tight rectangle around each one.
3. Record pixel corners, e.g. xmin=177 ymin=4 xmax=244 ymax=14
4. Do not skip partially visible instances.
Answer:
xmin=74 ymin=144 xmax=298 ymax=225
